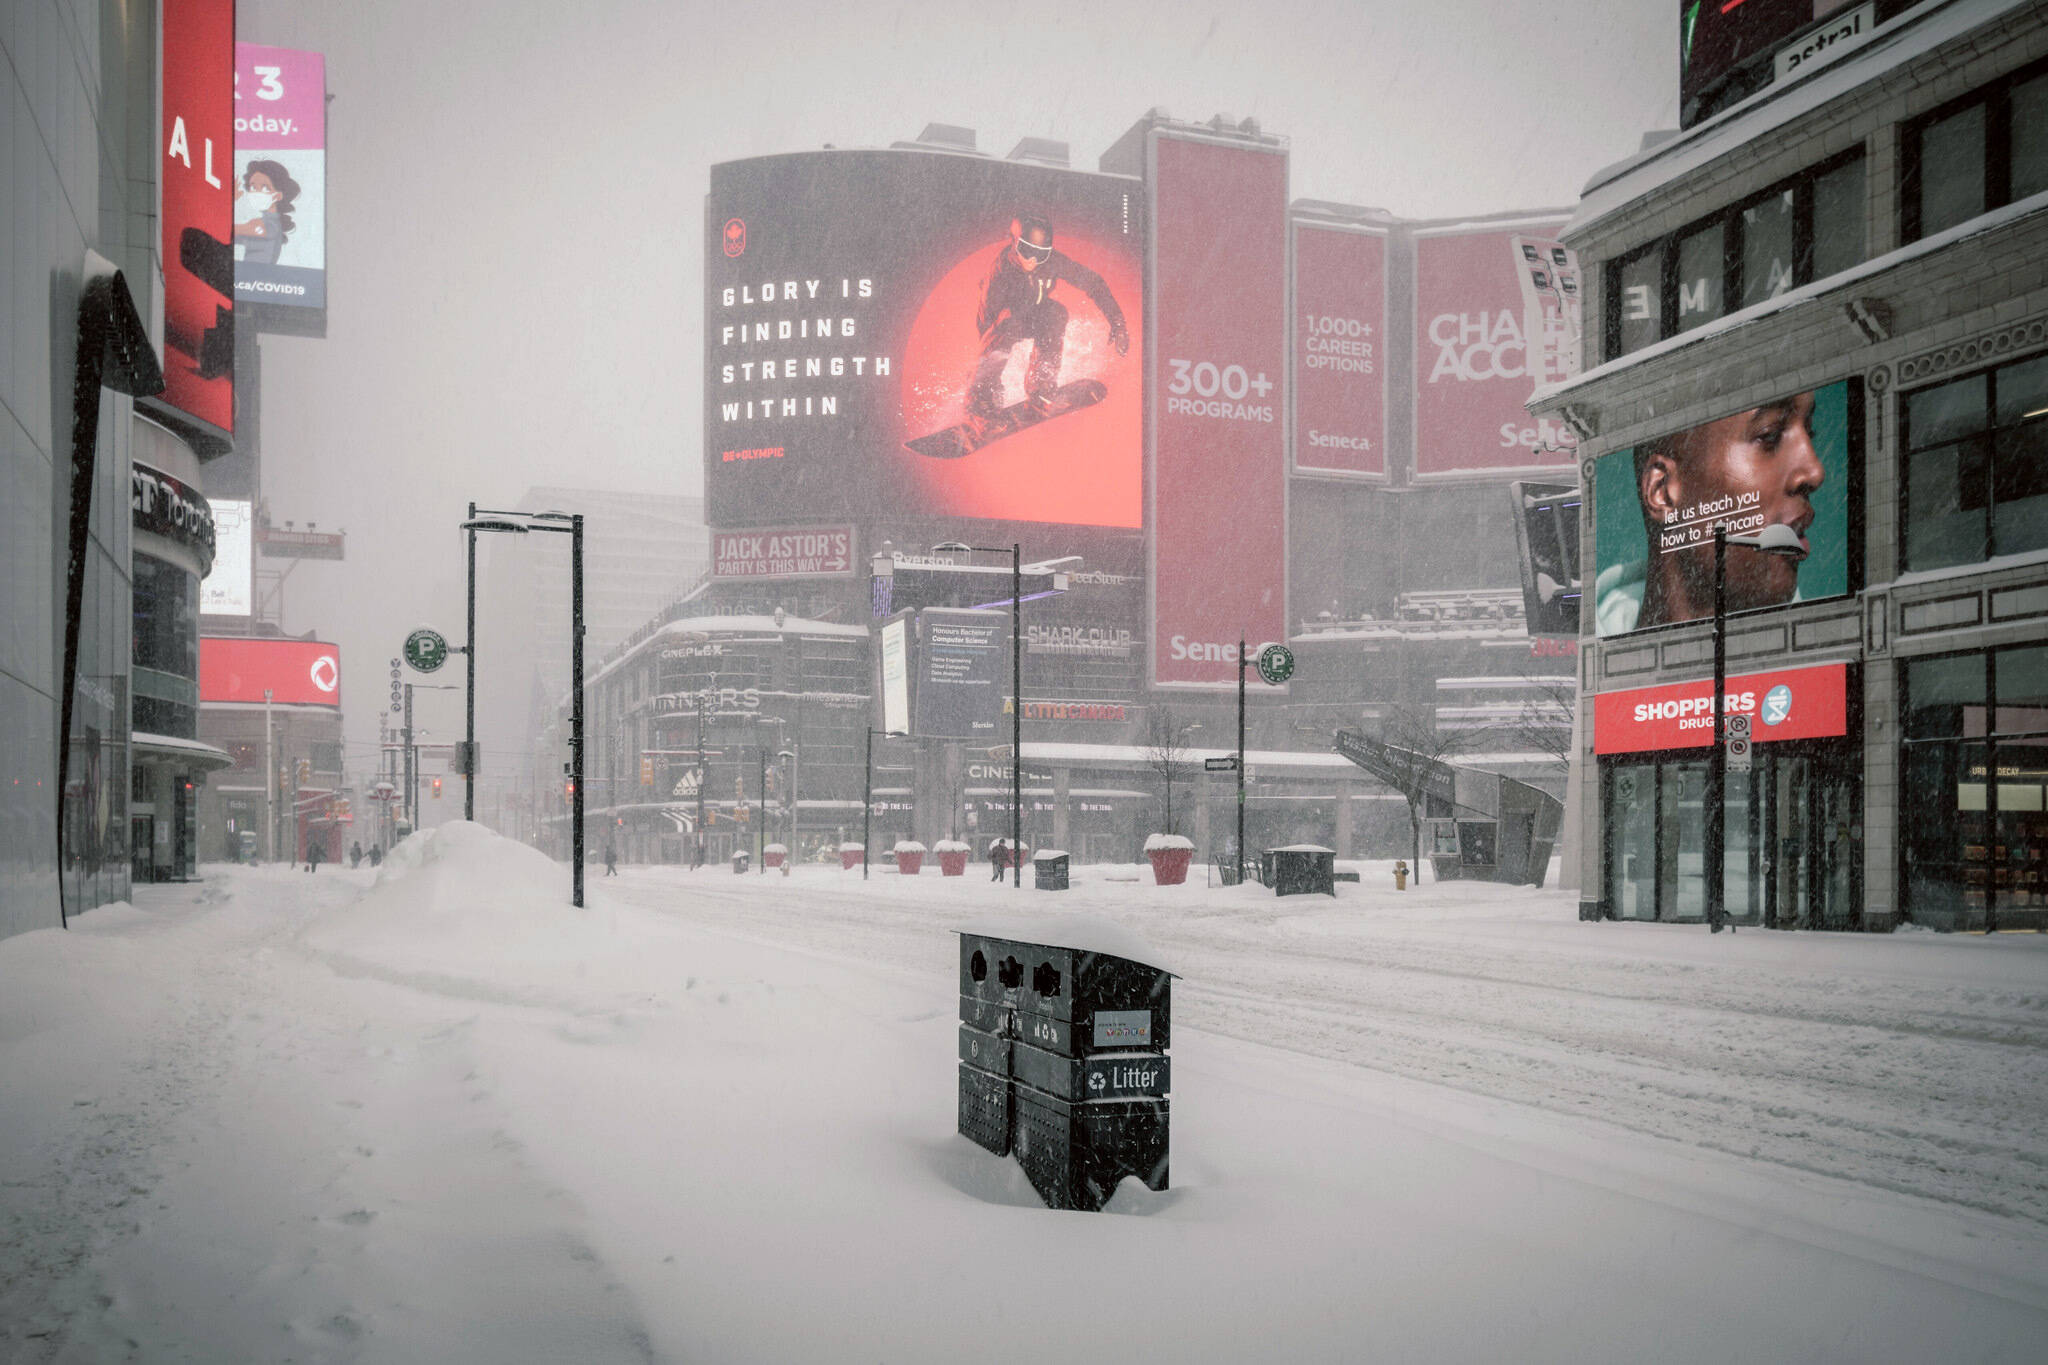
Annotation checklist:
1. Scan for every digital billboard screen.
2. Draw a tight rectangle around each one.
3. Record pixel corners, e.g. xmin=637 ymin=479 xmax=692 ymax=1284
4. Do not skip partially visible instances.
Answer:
xmin=161 ymin=0 xmax=236 ymax=434
xmin=705 ymin=151 xmax=1142 ymax=530
xmin=1150 ymin=132 xmax=1289 ymax=689
xmin=201 ymin=498 xmax=253 ymax=616
xmin=200 ymin=636 xmax=341 ymax=707
xmin=233 ymin=44 xmax=326 ymax=310
xmin=1413 ymin=221 xmax=1576 ymax=477
xmin=1679 ymin=0 xmax=1878 ymax=127
xmin=1593 ymin=379 xmax=1853 ymax=637
xmin=915 ymin=609 xmax=1006 ymax=740
xmin=1293 ymin=222 xmax=1386 ymax=478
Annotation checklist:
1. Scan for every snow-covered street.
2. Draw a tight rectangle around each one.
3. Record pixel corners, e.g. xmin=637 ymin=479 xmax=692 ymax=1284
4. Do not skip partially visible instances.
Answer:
xmin=4 ymin=824 xmax=2047 ymax=1362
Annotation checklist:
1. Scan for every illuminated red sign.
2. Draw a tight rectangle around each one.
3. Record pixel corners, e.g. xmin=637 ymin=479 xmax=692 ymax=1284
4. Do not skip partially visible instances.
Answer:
xmin=161 ymin=0 xmax=236 ymax=433
xmin=1293 ymin=223 xmax=1386 ymax=477
xmin=200 ymin=637 xmax=342 ymax=707
xmin=1594 ymin=662 xmax=1848 ymax=755
xmin=1151 ymin=134 xmax=1289 ymax=688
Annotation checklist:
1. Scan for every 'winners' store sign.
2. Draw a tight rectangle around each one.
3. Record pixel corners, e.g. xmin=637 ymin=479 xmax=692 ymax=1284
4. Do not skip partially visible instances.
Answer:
xmin=1594 ymin=663 xmax=1849 ymax=755
xmin=712 ymin=526 xmax=854 ymax=579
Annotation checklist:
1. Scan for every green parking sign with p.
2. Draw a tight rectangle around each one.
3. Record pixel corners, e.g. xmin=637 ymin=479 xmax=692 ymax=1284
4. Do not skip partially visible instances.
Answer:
xmin=404 ymin=627 xmax=450 ymax=673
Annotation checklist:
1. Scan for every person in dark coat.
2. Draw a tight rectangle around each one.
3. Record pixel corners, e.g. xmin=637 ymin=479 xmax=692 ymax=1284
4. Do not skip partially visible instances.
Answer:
xmin=305 ymin=842 xmax=323 ymax=873
xmin=349 ymin=841 xmax=363 ymax=869
xmin=604 ymin=842 xmax=619 ymax=877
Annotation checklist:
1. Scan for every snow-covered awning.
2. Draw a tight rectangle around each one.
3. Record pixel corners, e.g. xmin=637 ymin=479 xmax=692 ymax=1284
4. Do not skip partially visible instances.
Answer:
xmin=132 ymin=731 xmax=235 ymax=771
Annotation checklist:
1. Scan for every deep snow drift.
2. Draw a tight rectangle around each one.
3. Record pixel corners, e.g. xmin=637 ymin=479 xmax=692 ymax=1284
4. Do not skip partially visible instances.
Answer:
xmin=2 ymin=822 xmax=2045 ymax=1363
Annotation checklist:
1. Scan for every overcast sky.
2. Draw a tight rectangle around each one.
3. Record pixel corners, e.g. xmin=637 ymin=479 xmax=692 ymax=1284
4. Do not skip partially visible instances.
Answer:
xmin=232 ymin=0 xmax=1677 ymax=777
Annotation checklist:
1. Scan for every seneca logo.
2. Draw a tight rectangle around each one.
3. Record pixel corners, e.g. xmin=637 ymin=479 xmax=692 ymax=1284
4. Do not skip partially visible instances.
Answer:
xmin=1168 ymin=636 xmax=1243 ymax=663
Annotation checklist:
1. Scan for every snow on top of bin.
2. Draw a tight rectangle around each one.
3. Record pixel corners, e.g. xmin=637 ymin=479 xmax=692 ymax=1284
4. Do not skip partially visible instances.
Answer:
xmin=1144 ymin=833 xmax=1194 ymax=852
xmin=954 ymin=912 xmax=1176 ymax=976
xmin=1032 ymin=849 xmax=1068 ymax=860
xmin=1271 ymin=844 xmax=1335 ymax=854
xmin=764 ymin=843 xmax=788 ymax=854
xmin=893 ymin=839 xmax=927 ymax=853
xmin=837 ymin=841 xmax=864 ymax=851
xmin=932 ymin=839 xmax=971 ymax=852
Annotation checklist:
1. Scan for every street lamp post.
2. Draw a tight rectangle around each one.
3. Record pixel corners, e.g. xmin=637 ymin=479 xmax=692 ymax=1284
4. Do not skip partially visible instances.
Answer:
xmin=1707 ymin=521 xmax=1806 ymax=932
xmin=862 ymin=727 xmax=905 ymax=880
xmin=695 ymin=692 xmax=707 ymax=870
xmin=461 ymin=508 xmax=586 ymax=907
xmin=464 ymin=500 xmax=477 ymax=822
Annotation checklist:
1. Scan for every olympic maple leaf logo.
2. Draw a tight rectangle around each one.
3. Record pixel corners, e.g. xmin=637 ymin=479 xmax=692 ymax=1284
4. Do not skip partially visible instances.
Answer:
xmin=722 ymin=217 xmax=746 ymax=258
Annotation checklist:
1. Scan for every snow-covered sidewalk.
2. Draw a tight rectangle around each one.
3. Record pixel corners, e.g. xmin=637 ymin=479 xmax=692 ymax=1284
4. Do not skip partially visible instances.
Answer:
xmin=2 ymin=824 xmax=2045 ymax=1363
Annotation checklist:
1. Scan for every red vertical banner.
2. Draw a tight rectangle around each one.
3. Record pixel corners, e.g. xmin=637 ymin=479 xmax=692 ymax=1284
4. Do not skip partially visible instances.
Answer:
xmin=1150 ymin=134 xmax=1288 ymax=688
xmin=161 ymin=0 xmax=236 ymax=433
xmin=1292 ymin=223 xmax=1387 ymax=477
xmin=1412 ymin=222 xmax=1575 ymax=478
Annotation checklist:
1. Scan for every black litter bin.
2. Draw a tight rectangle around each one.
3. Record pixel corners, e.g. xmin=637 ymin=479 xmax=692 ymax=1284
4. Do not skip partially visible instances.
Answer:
xmin=955 ymin=924 xmax=1172 ymax=1211
xmin=1032 ymin=850 xmax=1070 ymax=891
xmin=731 ymin=850 xmax=750 ymax=875
xmin=1264 ymin=844 xmax=1336 ymax=897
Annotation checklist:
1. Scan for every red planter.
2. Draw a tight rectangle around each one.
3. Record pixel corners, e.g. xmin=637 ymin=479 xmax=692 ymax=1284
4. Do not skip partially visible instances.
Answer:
xmin=1148 ymin=847 xmax=1193 ymax=886
xmin=839 ymin=849 xmax=863 ymax=870
xmin=764 ymin=849 xmax=786 ymax=869
xmin=895 ymin=850 xmax=925 ymax=876
xmin=938 ymin=850 xmax=969 ymax=877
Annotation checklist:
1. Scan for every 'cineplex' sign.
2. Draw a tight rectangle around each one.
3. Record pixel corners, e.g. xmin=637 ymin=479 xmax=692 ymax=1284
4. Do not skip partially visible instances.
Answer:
xmin=1593 ymin=663 xmax=1849 ymax=755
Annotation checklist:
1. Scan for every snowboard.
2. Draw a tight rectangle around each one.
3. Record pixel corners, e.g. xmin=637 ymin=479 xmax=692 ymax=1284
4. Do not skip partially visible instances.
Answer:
xmin=904 ymin=380 xmax=1107 ymax=460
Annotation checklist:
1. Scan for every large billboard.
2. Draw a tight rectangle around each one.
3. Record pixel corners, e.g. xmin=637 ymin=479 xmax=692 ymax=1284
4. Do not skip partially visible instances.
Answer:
xmin=1413 ymin=221 xmax=1576 ymax=478
xmin=1593 ymin=380 xmax=1853 ymax=637
xmin=1150 ymin=133 xmax=1288 ymax=688
xmin=712 ymin=526 xmax=855 ymax=579
xmin=1680 ymin=1 xmax=1889 ymax=127
xmin=705 ymin=152 xmax=1143 ymax=529
xmin=200 ymin=637 xmax=341 ymax=707
xmin=233 ymin=44 xmax=326 ymax=310
xmin=1292 ymin=223 xmax=1387 ymax=478
xmin=161 ymin=0 xmax=236 ymax=434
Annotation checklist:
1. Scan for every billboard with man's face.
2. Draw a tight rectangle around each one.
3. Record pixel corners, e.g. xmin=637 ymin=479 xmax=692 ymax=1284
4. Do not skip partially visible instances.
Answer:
xmin=705 ymin=151 xmax=1143 ymax=530
xmin=1593 ymin=379 xmax=1853 ymax=636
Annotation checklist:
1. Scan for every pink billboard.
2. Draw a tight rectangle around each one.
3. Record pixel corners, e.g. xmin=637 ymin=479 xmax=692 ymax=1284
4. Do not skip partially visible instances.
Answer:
xmin=233 ymin=44 xmax=327 ymax=310
xmin=1149 ymin=134 xmax=1289 ymax=688
xmin=161 ymin=0 xmax=235 ymax=434
xmin=1412 ymin=221 xmax=1577 ymax=478
xmin=1293 ymin=223 xmax=1387 ymax=477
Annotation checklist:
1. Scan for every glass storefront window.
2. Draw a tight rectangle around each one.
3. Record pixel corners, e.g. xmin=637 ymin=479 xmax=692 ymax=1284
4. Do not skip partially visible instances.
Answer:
xmin=2013 ymin=73 xmax=2048 ymax=203
xmin=1904 ymin=653 xmax=1987 ymax=739
xmin=1740 ymin=190 xmax=1795 ymax=308
xmin=1658 ymin=762 xmax=1707 ymax=921
xmin=1608 ymin=764 xmax=1657 ymax=920
xmin=1674 ymin=224 xmax=1725 ymax=332
xmin=1917 ymin=103 xmax=1987 ymax=238
xmin=1810 ymin=157 xmax=1866 ymax=281
xmin=1902 ymin=355 xmax=2048 ymax=571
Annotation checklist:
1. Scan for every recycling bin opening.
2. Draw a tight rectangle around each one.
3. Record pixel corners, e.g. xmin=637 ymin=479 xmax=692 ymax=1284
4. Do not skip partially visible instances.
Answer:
xmin=953 ymin=913 xmax=1175 ymax=1212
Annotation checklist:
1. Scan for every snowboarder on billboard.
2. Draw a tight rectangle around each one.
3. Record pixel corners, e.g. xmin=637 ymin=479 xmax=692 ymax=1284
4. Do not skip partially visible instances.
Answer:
xmin=907 ymin=213 xmax=1129 ymax=460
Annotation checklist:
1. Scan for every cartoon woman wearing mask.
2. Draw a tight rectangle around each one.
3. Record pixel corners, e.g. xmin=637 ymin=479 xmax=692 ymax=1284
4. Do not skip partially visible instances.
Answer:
xmin=233 ymin=160 xmax=302 ymax=266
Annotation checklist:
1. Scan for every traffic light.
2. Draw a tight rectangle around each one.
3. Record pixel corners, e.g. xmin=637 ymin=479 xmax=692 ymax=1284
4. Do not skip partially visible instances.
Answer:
xmin=296 ymin=758 xmax=310 ymax=785
xmin=640 ymin=756 xmax=654 ymax=786
xmin=432 ymin=777 xmax=442 ymax=800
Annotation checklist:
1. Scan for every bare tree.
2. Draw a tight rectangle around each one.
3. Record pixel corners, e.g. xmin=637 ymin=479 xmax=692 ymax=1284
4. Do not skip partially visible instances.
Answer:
xmin=1143 ymin=707 xmax=1200 ymax=836
xmin=1349 ymin=702 xmax=1477 ymax=884
xmin=1506 ymin=672 xmax=1577 ymax=767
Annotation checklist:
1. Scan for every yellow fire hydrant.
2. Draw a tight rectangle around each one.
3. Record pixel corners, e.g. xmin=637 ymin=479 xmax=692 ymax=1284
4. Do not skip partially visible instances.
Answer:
xmin=1393 ymin=860 xmax=1408 ymax=891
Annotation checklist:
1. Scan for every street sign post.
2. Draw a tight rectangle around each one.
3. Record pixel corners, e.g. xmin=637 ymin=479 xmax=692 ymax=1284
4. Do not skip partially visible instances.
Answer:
xmin=1726 ymin=713 xmax=1752 ymax=774
xmin=404 ymin=627 xmax=450 ymax=673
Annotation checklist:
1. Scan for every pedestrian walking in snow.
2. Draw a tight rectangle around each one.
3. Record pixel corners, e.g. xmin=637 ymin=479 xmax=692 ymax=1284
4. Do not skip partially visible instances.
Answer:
xmin=306 ymin=842 xmax=323 ymax=874
xmin=604 ymin=843 xmax=618 ymax=877
xmin=349 ymin=841 xmax=363 ymax=869
xmin=368 ymin=844 xmax=382 ymax=868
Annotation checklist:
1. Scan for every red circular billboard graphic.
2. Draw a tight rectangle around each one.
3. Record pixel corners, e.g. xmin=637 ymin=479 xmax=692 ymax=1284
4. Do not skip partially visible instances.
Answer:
xmin=309 ymin=653 xmax=339 ymax=693
xmin=722 ymin=217 xmax=746 ymax=258
xmin=898 ymin=235 xmax=1142 ymax=528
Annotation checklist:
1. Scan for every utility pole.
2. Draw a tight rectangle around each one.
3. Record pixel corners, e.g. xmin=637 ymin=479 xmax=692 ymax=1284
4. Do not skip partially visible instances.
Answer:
xmin=1011 ymin=542 xmax=1022 ymax=888
xmin=695 ymin=693 xmax=707 ymax=869
xmin=403 ymin=682 xmax=415 ymax=831
xmin=264 ymin=687 xmax=275 ymax=862
xmin=570 ymin=513 xmax=585 ymax=908
xmin=465 ymin=499 xmax=477 ymax=822
xmin=1237 ymin=635 xmax=1248 ymax=886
